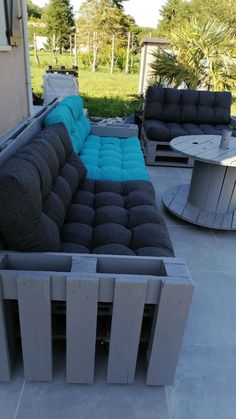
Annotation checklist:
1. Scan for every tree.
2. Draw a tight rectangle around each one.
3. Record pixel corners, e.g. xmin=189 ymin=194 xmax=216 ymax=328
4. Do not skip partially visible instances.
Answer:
xmin=157 ymin=0 xmax=236 ymax=37
xmin=150 ymin=18 xmax=236 ymax=91
xmin=27 ymin=0 xmax=43 ymax=19
xmin=77 ymin=0 xmax=138 ymax=71
xmin=44 ymin=0 xmax=75 ymax=52
xmin=157 ymin=0 xmax=190 ymax=37
xmin=112 ymin=0 xmax=127 ymax=9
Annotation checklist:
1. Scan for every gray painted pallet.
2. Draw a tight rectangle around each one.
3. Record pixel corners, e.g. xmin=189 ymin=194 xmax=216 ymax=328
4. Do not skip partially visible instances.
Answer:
xmin=0 ymin=253 xmax=194 ymax=386
xmin=141 ymin=128 xmax=194 ymax=168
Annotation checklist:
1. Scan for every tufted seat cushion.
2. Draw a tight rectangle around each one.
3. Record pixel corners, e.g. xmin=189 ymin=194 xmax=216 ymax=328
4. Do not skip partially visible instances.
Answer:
xmin=80 ymin=135 xmax=149 ymax=180
xmin=144 ymin=87 xmax=232 ymax=141
xmin=0 ymin=124 xmax=86 ymax=251
xmin=144 ymin=120 xmax=235 ymax=142
xmin=61 ymin=179 xmax=174 ymax=257
xmin=45 ymin=95 xmax=149 ymax=181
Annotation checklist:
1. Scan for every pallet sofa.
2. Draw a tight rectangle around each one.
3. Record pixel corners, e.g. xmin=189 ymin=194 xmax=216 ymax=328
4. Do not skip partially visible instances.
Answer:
xmin=0 ymin=98 xmax=194 ymax=386
xmin=142 ymin=86 xmax=236 ymax=167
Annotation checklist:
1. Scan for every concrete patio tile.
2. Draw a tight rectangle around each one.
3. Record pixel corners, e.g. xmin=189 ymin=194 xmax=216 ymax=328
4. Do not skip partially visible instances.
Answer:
xmin=166 ymin=345 xmax=236 ymax=419
xmin=213 ymin=231 xmax=236 ymax=259
xmin=0 ymin=365 xmax=24 ymax=419
xmin=177 ymin=167 xmax=192 ymax=182
xmin=151 ymin=175 xmax=182 ymax=199
xmin=148 ymin=166 xmax=181 ymax=179
xmin=16 ymin=352 xmax=170 ymax=419
xmin=167 ymin=225 xmax=236 ymax=271
xmin=183 ymin=270 xmax=236 ymax=346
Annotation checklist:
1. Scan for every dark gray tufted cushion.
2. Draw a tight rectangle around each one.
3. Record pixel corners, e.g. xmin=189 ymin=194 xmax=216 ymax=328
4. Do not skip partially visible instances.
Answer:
xmin=0 ymin=124 xmax=86 ymax=251
xmin=144 ymin=120 xmax=236 ymax=142
xmin=61 ymin=179 xmax=174 ymax=257
xmin=144 ymin=87 xmax=231 ymax=126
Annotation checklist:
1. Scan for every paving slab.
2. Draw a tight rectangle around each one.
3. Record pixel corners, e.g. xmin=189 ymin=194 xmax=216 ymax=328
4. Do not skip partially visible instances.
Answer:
xmin=167 ymin=225 xmax=236 ymax=271
xmin=0 ymin=365 xmax=24 ymax=419
xmin=15 ymin=350 xmax=170 ymax=419
xmin=183 ymin=270 xmax=236 ymax=346
xmin=148 ymin=166 xmax=182 ymax=179
xmin=166 ymin=345 xmax=236 ymax=419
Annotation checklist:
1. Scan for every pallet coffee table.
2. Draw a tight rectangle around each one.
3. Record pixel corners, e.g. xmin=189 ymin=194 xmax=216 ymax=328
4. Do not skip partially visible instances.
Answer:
xmin=162 ymin=135 xmax=236 ymax=230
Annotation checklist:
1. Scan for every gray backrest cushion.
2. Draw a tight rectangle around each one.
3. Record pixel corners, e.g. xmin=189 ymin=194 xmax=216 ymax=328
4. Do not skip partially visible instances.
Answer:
xmin=0 ymin=124 xmax=87 ymax=251
xmin=144 ymin=87 xmax=232 ymax=125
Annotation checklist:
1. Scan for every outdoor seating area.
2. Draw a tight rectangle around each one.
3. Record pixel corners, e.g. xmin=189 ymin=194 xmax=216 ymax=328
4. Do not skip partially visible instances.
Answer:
xmin=142 ymin=86 xmax=236 ymax=166
xmin=1 ymin=0 xmax=236 ymax=415
xmin=0 ymin=94 xmax=195 ymax=390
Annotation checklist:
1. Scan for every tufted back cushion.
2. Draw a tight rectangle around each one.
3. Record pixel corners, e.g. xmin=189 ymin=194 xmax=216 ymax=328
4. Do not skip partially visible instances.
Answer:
xmin=44 ymin=96 xmax=91 ymax=153
xmin=0 ymin=124 xmax=87 ymax=252
xmin=144 ymin=87 xmax=232 ymax=125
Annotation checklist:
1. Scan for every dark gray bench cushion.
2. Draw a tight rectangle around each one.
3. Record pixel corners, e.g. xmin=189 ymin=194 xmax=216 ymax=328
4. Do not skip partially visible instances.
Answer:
xmin=144 ymin=120 xmax=234 ymax=142
xmin=0 ymin=123 xmax=174 ymax=257
xmin=62 ymin=179 xmax=174 ymax=257
xmin=143 ymin=87 xmax=232 ymax=142
xmin=0 ymin=124 xmax=86 ymax=251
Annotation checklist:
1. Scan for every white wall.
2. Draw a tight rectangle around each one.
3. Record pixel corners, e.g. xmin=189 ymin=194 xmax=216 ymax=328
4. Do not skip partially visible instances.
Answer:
xmin=0 ymin=0 xmax=29 ymax=134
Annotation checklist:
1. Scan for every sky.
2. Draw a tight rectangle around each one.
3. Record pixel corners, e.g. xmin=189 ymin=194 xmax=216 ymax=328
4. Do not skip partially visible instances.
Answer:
xmin=34 ymin=0 xmax=167 ymax=28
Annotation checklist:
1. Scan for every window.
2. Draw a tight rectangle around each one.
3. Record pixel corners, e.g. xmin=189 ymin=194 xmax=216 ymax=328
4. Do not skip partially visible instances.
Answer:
xmin=0 ymin=0 xmax=22 ymax=50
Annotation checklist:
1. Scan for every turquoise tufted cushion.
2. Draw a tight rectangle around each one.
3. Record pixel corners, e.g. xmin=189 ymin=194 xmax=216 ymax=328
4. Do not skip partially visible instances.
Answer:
xmin=44 ymin=96 xmax=148 ymax=181
xmin=45 ymin=96 xmax=91 ymax=152
xmin=80 ymin=135 xmax=149 ymax=181
xmin=44 ymin=106 xmax=83 ymax=153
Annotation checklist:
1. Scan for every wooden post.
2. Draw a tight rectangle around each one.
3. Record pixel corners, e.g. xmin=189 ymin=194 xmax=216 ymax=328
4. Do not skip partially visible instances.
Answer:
xmin=33 ymin=33 xmax=39 ymax=65
xmin=74 ymin=32 xmax=78 ymax=67
xmin=110 ymin=34 xmax=115 ymax=74
xmin=52 ymin=33 xmax=58 ymax=64
xmin=69 ymin=34 xmax=72 ymax=56
xmin=125 ymin=31 xmax=131 ymax=74
xmin=92 ymin=32 xmax=98 ymax=72
xmin=130 ymin=32 xmax=134 ymax=73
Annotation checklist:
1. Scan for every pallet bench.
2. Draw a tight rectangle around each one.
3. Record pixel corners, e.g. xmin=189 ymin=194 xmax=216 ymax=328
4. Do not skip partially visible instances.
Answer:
xmin=0 ymin=253 xmax=194 ymax=385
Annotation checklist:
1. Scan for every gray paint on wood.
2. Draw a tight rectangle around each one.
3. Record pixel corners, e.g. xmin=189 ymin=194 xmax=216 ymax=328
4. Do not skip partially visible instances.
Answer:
xmin=0 ymin=253 xmax=194 ymax=386
xmin=142 ymin=128 xmax=194 ymax=168
xmin=71 ymin=255 xmax=97 ymax=273
xmin=171 ymin=135 xmax=236 ymax=166
xmin=0 ymin=277 xmax=11 ymax=381
xmin=66 ymin=276 xmax=99 ymax=384
xmin=163 ymin=184 xmax=236 ymax=230
xmin=107 ymin=277 xmax=147 ymax=384
xmin=163 ymin=137 xmax=236 ymax=229
xmin=17 ymin=274 xmax=52 ymax=381
xmin=146 ymin=275 xmax=194 ymax=385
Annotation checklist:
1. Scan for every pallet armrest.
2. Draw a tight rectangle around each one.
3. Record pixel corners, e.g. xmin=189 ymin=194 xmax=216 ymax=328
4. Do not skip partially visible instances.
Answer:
xmin=90 ymin=123 xmax=138 ymax=138
xmin=0 ymin=253 xmax=194 ymax=386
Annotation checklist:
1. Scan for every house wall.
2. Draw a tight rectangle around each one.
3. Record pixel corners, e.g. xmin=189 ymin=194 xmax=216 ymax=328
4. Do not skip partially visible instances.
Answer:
xmin=0 ymin=0 xmax=30 ymax=135
xmin=0 ymin=45 xmax=29 ymax=134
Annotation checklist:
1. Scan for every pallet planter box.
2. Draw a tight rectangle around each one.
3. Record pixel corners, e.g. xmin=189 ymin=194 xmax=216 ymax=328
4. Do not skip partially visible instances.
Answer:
xmin=0 ymin=253 xmax=194 ymax=386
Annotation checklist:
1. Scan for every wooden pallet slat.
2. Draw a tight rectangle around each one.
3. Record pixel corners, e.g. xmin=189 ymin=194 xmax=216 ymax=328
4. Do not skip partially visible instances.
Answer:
xmin=17 ymin=274 xmax=52 ymax=381
xmin=107 ymin=277 xmax=147 ymax=384
xmin=66 ymin=275 xmax=99 ymax=384
xmin=0 ymin=277 xmax=11 ymax=381
xmin=146 ymin=273 xmax=194 ymax=385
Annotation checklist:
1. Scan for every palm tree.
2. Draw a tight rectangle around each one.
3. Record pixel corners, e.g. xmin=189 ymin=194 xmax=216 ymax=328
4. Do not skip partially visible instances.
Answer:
xmin=150 ymin=18 xmax=236 ymax=91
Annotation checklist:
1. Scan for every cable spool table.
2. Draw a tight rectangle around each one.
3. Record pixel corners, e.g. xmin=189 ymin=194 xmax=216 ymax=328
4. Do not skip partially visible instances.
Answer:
xmin=162 ymin=135 xmax=236 ymax=230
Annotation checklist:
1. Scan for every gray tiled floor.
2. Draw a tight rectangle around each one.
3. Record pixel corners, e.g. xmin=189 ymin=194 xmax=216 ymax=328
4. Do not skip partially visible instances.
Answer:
xmin=1 ymin=166 xmax=236 ymax=419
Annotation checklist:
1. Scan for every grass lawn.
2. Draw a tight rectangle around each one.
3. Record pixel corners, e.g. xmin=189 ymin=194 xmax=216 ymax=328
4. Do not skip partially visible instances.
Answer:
xmin=30 ymin=51 xmax=142 ymax=117
xmin=30 ymin=51 xmax=236 ymax=117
